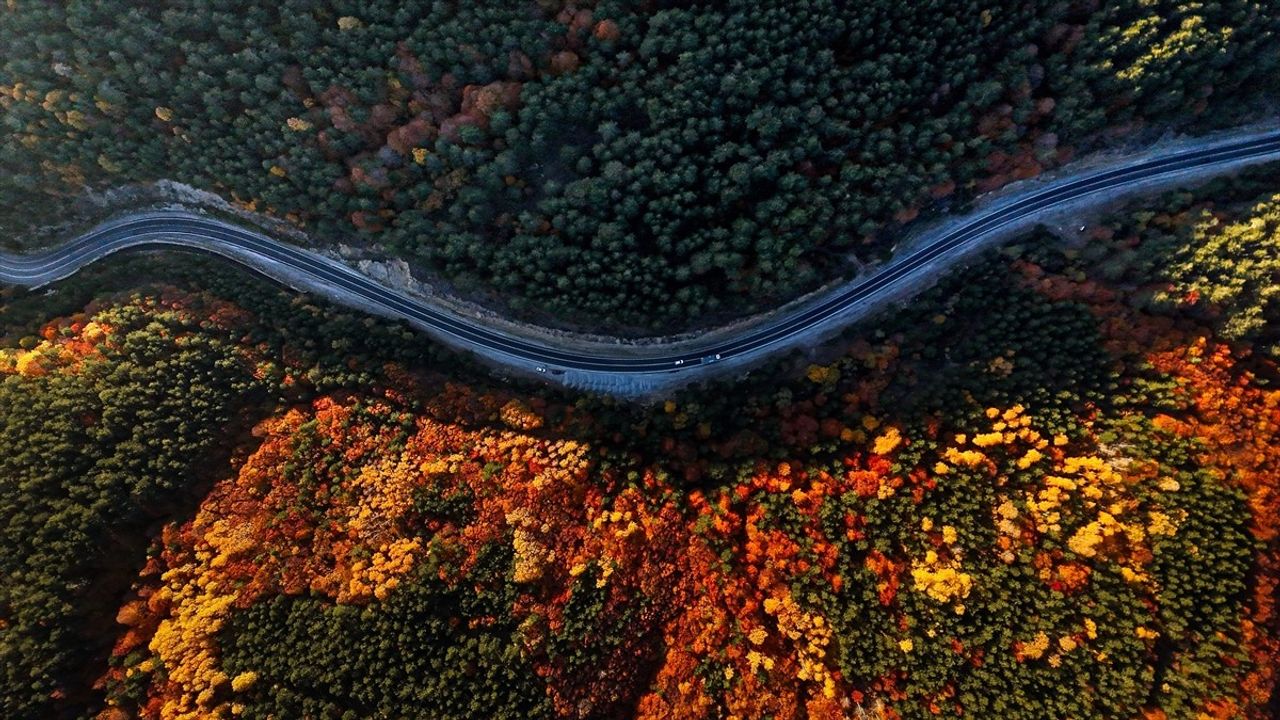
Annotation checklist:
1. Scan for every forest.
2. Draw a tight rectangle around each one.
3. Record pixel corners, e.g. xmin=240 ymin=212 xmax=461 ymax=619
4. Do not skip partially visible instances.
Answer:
xmin=3 ymin=1 xmax=1279 ymax=329
xmin=2 ymin=166 xmax=1279 ymax=719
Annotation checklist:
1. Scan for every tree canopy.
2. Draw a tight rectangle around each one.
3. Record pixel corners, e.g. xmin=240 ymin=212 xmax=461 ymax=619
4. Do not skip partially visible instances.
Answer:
xmin=3 ymin=1 xmax=1278 ymax=329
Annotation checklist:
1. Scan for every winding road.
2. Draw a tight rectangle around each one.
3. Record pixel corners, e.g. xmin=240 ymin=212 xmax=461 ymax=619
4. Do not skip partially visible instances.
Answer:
xmin=4 ymin=127 xmax=1280 ymax=390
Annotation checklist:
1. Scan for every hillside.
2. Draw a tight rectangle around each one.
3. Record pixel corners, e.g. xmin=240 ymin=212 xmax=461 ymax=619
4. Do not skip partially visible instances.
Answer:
xmin=3 ymin=1 xmax=1278 ymax=330
xmin=2 ymin=171 xmax=1279 ymax=718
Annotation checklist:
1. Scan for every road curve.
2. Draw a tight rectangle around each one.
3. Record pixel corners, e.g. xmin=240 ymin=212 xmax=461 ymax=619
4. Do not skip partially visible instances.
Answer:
xmin=4 ymin=127 xmax=1280 ymax=387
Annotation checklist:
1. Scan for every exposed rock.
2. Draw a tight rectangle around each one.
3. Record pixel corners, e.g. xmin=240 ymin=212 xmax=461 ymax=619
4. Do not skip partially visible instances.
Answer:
xmin=356 ymin=257 xmax=414 ymax=289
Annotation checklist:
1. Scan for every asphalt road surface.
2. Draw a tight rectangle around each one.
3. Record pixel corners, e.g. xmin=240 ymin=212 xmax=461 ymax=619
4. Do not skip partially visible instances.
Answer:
xmin=3 ymin=128 xmax=1280 ymax=380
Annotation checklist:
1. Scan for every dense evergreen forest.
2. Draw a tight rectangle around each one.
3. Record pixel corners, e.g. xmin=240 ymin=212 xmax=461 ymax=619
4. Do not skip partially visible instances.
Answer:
xmin=3 ymin=1 xmax=1279 ymax=329
xmin=2 ymin=167 xmax=1280 ymax=718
